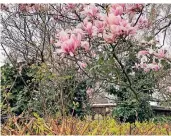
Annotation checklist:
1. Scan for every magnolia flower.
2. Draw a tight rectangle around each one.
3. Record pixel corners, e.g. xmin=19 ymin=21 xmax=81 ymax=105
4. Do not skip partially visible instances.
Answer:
xmin=91 ymin=50 xmax=96 ymax=57
xmin=84 ymin=4 xmax=98 ymax=17
xmin=147 ymin=63 xmax=160 ymax=71
xmin=73 ymin=28 xmax=84 ymax=39
xmin=110 ymin=5 xmax=124 ymax=16
xmin=81 ymin=41 xmax=90 ymax=51
xmin=126 ymin=26 xmax=136 ymax=35
xmin=112 ymin=4 xmax=125 ymax=9
xmin=103 ymin=32 xmax=116 ymax=43
xmin=83 ymin=19 xmax=97 ymax=36
xmin=153 ymin=49 xmax=166 ymax=59
xmin=138 ymin=62 xmax=147 ymax=69
xmin=56 ymin=32 xmax=81 ymax=56
xmin=96 ymin=13 xmax=106 ymax=21
xmin=127 ymin=4 xmax=143 ymax=13
xmin=144 ymin=68 xmax=150 ymax=72
xmin=66 ymin=4 xmax=75 ymax=9
xmin=78 ymin=61 xmax=87 ymax=69
xmin=106 ymin=14 xmax=121 ymax=25
xmin=137 ymin=18 xmax=150 ymax=29
xmin=135 ymin=63 xmax=147 ymax=69
xmin=19 ymin=4 xmax=28 ymax=12
xmin=119 ymin=19 xmax=128 ymax=27
xmin=94 ymin=21 xmax=105 ymax=33
xmin=61 ymin=40 xmax=76 ymax=56
xmin=110 ymin=25 xmax=123 ymax=35
xmin=109 ymin=19 xmax=136 ymax=36
xmin=138 ymin=50 xmax=149 ymax=57
xmin=34 ymin=4 xmax=41 ymax=11
xmin=136 ymin=63 xmax=160 ymax=72
xmin=58 ymin=30 xmax=69 ymax=42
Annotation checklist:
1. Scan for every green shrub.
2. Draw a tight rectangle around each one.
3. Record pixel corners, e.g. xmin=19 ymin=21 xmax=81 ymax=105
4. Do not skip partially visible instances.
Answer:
xmin=112 ymin=99 xmax=154 ymax=123
xmin=1 ymin=115 xmax=171 ymax=135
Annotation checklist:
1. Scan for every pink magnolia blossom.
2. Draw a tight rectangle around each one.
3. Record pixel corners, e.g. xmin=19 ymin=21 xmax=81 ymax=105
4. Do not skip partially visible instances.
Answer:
xmin=84 ymin=4 xmax=98 ymax=17
xmin=34 ymin=4 xmax=41 ymax=11
xmin=147 ymin=63 xmax=160 ymax=71
xmin=127 ymin=4 xmax=143 ymax=13
xmin=111 ymin=4 xmax=125 ymax=10
xmin=109 ymin=20 xmax=136 ymax=36
xmin=57 ymin=32 xmax=81 ymax=56
xmin=73 ymin=28 xmax=84 ymax=39
xmin=138 ymin=50 xmax=149 ymax=56
xmin=60 ymin=40 xmax=76 ymax=56
xmin=71 ymin=34 xmax=81 ymax=47
xmin=94 ymin=21 xmax=106 ymax=33
xmin=22 ymin=4 xmax=42 ymax=13
xmin=135 ymin=63 xmax=147 ymax=69
xmin=153 ymin=49 xmax=166 ymax=59
xmin=66 ymin=4 xmax=75 ymax=9
xmin=81 ymin=41 xmax=90 ymax=51
xmin=78 ymin=61 xmax=87 ymax=69
xmin=106 ymin=14 xmax=121 ymax=25
xmin=124 ymin=23 xmax=137 ymax=35
xmin=91 ymin=50 xmax=96 ymax=57
xmin=119 ymin=4 xmax=126 ymax=8
xmin=127 ymin=27 xmax=137 ymax=35
xmin=58 ymin=30 xmax=69 ymax=42
xmin=120 ymin=20 xmax=137 ymax=35
xmin=144 ymin=68 xmax=150 ymax=72
xmin=119 ymin=19 xmax=129 ymax=27
xmin=110 ymin=25 xmax=123 ymax=35
xmin=111 ymin=5 xmax=124 ymax=16
xmin=103 ymin=32 xmax=116 ymax=43
xmin=153 ymin=64 xmax=160 ymax=71
xmin=139 ymin=63 xmax=147 ymax=69
xmin=83 ymin=19 xmax=97 ymax=36
xmin=136 ymin=63 xmax=160 ymax=72
xmin=26 ymin=4 xmax=35 ymax=13
xmin=19 ymin=4 xmax=28 ymax=12
xmin=138 ymin=18 xmax=150 ymax=29
xmin=96 ymin=13 xmax=106 ymax=21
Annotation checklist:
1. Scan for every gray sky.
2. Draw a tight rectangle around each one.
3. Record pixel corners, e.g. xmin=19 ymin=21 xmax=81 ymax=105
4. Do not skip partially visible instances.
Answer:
xmin=0 ymin=47 xmax=6 ymax=66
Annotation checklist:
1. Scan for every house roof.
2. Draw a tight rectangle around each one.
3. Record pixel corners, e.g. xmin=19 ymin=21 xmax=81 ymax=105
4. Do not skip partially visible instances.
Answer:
xmin=91 ymin=103 xmax=171 ymax=112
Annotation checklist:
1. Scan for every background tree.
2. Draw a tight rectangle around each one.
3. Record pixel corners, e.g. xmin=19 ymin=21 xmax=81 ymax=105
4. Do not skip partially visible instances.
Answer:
xmin=1 ymin=4 xmax=171 ymax=121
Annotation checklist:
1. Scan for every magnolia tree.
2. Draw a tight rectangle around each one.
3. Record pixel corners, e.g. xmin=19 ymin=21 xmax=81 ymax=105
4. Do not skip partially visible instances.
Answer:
xmin=1 ymin=3 xmax=171 ymax=113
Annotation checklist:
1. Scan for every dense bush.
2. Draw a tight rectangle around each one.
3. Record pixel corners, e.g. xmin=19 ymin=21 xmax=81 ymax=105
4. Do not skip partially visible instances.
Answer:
xmin=1 ymin=115 xmax=171 ymax=135
xmin=112 ymin=99 xmax=154 ymax=123
xmin=152 ymin=116 xmax=171 ymax=123
xmin=1 ymin=63 xmax=34 ymax=115
xmin=1 ymin=63 xmax=89 ymax=119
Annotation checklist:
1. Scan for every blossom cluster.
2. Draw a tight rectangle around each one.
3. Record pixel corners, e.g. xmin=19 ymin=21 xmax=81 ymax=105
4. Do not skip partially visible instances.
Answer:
xmin=54 ymin=4 xmax=141 ymax=56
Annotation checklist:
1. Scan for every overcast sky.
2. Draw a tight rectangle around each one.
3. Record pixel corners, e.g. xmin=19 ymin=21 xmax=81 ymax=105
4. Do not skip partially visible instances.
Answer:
xmin=0 ymin=47 xmax=6 ymax=66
